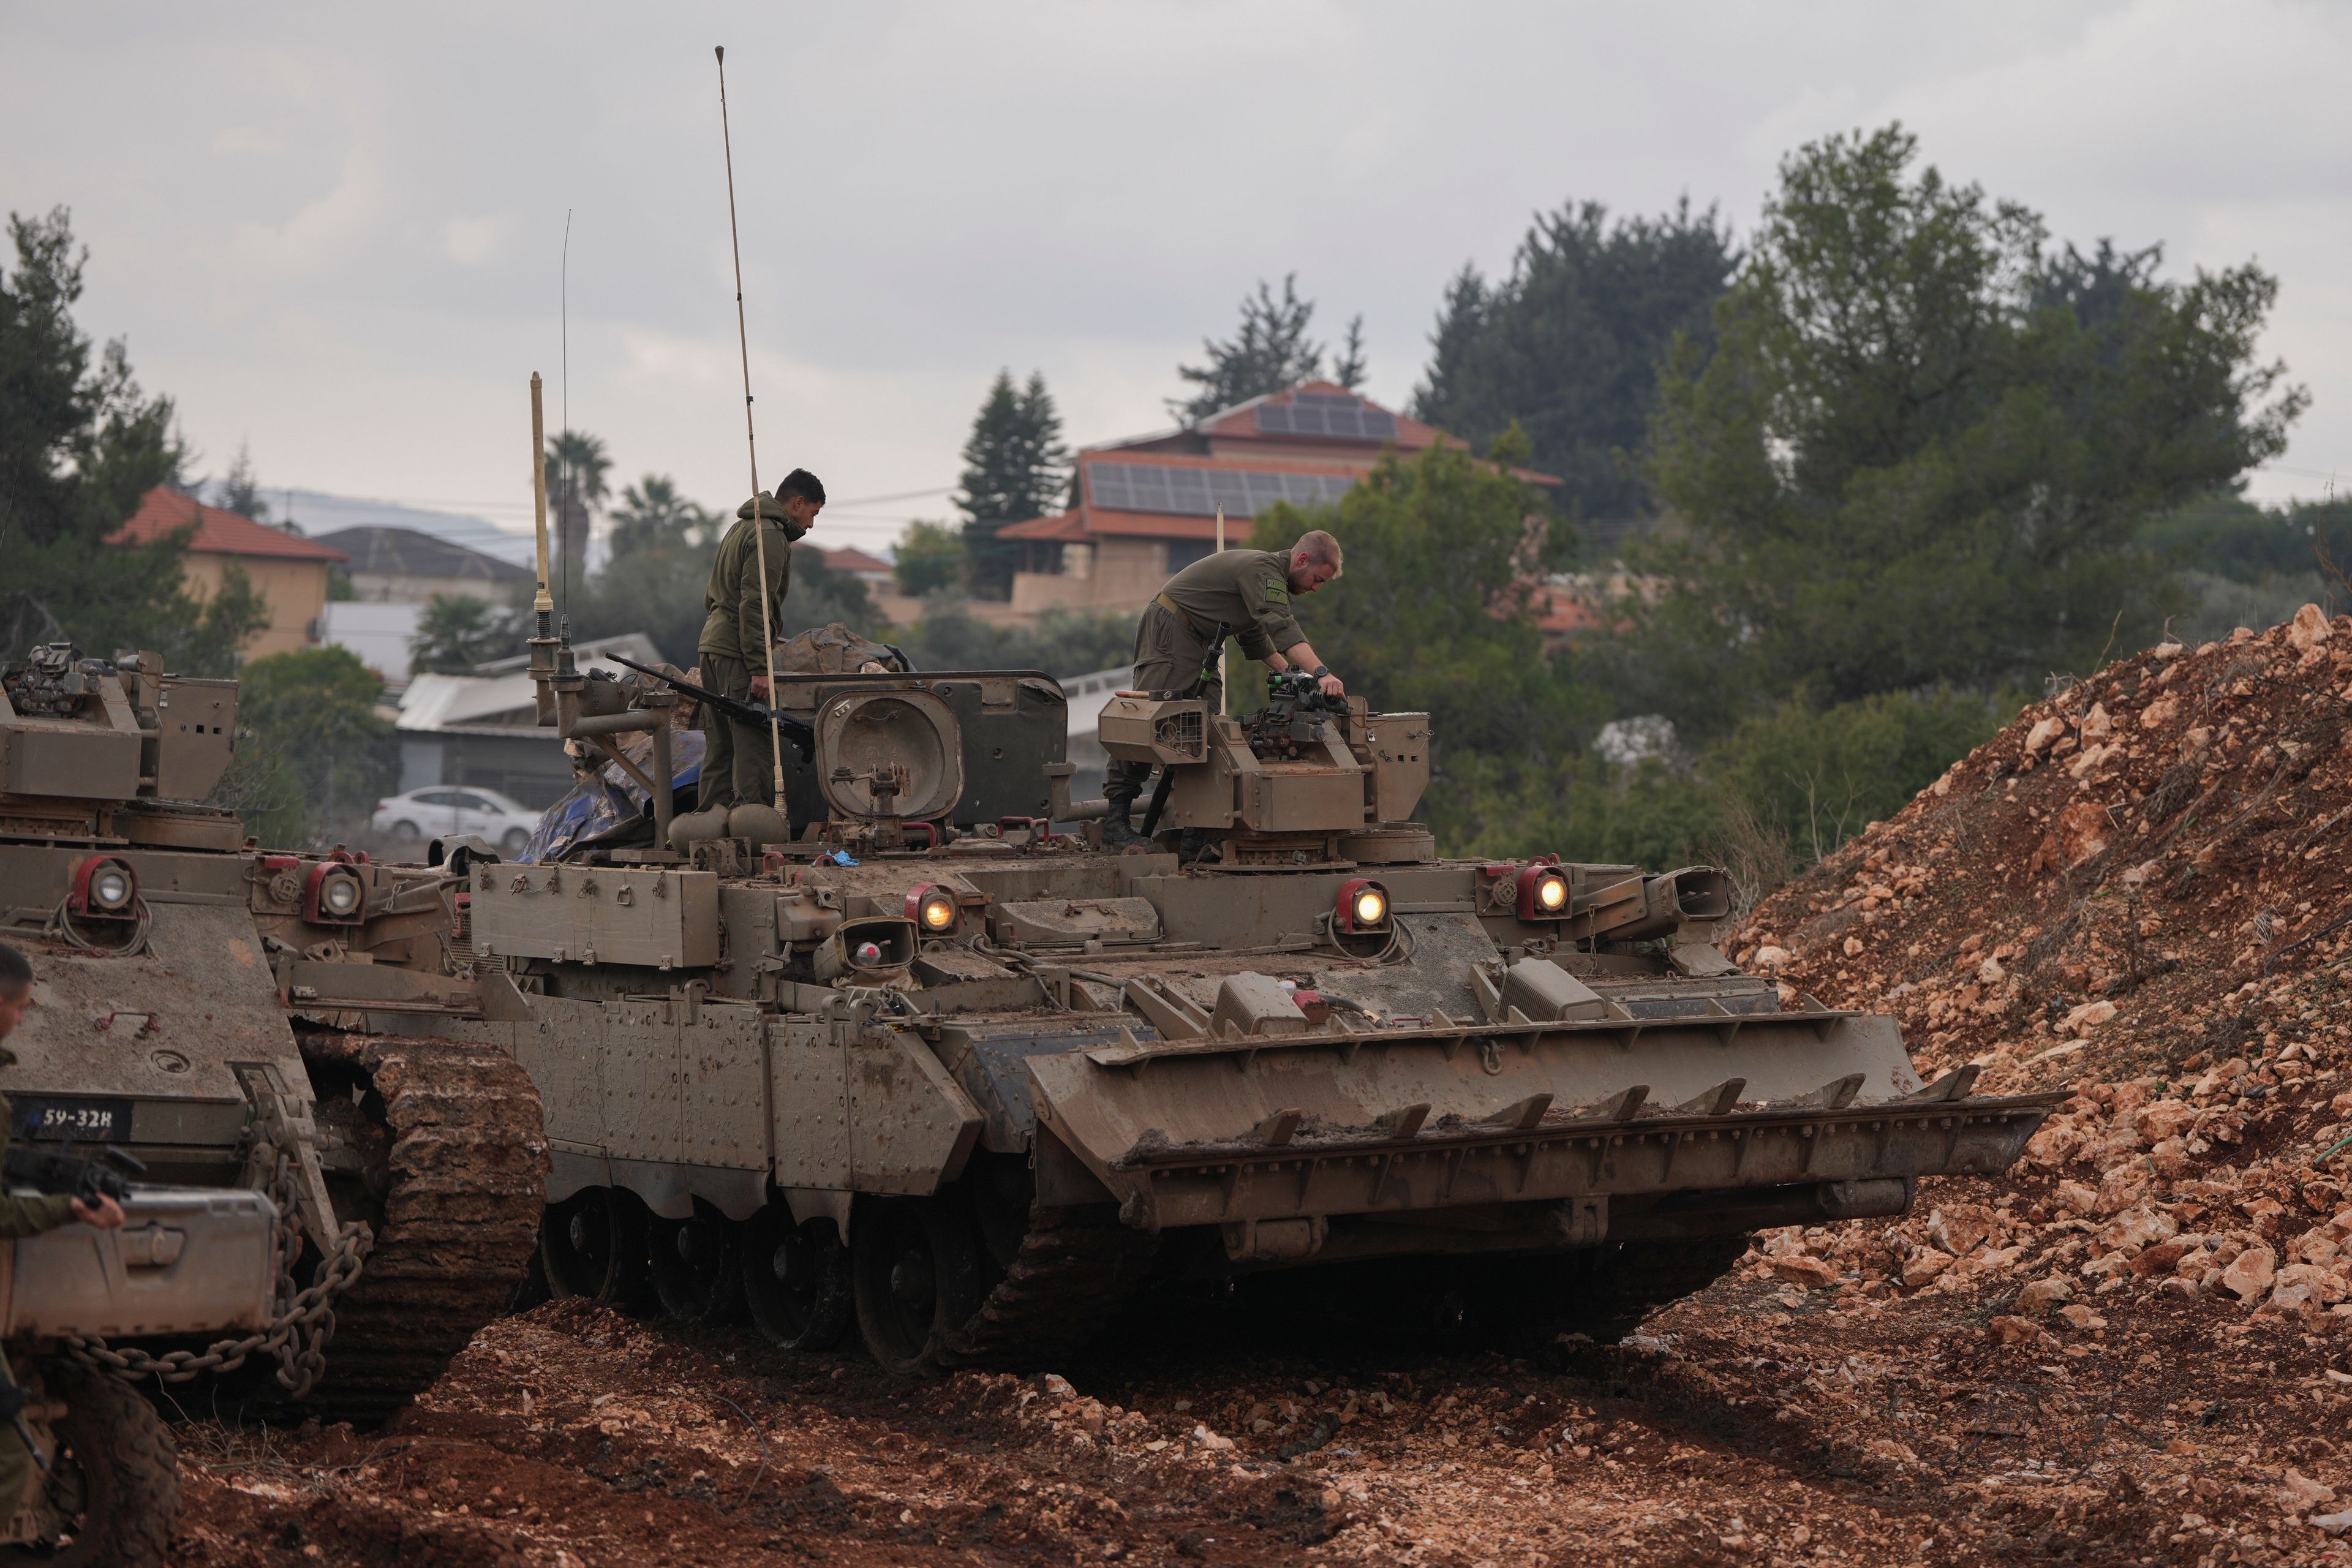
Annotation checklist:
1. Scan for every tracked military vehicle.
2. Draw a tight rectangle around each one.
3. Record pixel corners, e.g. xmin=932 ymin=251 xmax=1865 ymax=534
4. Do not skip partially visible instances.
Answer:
xmin=0 ymin=643 xmax=547 ymax=1420
xmin=309 ymin=630 xmax=2062 ymax=1373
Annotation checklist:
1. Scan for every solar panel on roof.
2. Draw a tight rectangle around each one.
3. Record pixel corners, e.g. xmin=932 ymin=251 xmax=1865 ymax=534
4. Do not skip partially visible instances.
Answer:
xmin=1087 ymin=462 xmax=1355 ymax=518
xmin=1255 ymin=394 xmax=1396 ymax=442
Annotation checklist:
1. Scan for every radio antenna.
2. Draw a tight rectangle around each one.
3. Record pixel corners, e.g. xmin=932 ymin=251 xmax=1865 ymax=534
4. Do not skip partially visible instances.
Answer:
xmin=559 ymin=207 xmax=573 ymax=633
xmin=714 ymin=45 xmax=788 ymax=813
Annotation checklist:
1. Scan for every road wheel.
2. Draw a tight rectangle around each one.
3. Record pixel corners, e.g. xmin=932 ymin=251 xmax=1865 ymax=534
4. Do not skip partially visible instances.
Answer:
xmin=500 ymin=827 xmax=530 ymax=856
xmin=0 ymin=1358 xmax=178 ymax=1567
xmin=649 ymin=1199 xmax=744 ymax=1325
xmin=742 ymin=1204 xmax=853 ymax=1351
xmin=851 ymin=1195 xmax=986 ymax=1376
xmin=539 ymin=1186 xmax=653 ymax=1308
xmin=390 ymin=820 xmax=421 ymax=843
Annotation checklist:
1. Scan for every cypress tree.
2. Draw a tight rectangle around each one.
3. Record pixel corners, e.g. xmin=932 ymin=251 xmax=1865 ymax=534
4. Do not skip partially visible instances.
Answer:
xmin=956 ymin=370 xmax=1070 ymax=600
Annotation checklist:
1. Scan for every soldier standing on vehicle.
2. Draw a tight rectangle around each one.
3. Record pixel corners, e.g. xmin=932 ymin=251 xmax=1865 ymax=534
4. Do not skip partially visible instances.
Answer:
xmin=1101 ymin=529 xmax=1347 ymax=850
xmin=0 ymin=941 xmax=124 ymax=1521
xmin=696 ymin=469 xmax=825 ymax=815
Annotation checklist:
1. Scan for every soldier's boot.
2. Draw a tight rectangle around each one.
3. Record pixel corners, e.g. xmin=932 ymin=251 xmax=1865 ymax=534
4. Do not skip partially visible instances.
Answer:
xmin=1099 ymin=763 xmax=1152 ymax=851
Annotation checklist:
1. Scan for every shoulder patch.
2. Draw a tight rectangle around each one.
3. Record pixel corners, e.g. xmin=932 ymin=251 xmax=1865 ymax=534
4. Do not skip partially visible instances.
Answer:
xmin=1262 ymin=577 xmax=1290 ymax=603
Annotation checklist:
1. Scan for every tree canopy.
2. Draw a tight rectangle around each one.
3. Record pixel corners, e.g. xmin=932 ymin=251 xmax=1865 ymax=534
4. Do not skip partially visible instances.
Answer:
xmin=1613 ymin=124 xmax=2302 ymax=742
xmin=212 ymin=442 xmax=274 ymax=526
xmin=1170 ymin=276 xmax=1362 ymax=423
xmin=608 ymin=473 xmax=715 ymax=557
xmin=0 ymin=206 xmax=261 ymax=672
xmin=1412 ymin=198 xmax=1736 ymax=524
xmin=892 ymin=520 xmax=964 ymax=597
xmin=217 ymin=644 xmax=398 ymax=847
xmin=956 ymin=370 xmax=1070 ymax=599
xmin=544 ymin=428 xmax=610 ymax=595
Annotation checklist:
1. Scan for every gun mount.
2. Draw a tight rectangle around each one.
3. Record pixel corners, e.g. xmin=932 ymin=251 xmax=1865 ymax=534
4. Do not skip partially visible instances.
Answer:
xmin=1098 ymin=669 xmax=1431 ymax=867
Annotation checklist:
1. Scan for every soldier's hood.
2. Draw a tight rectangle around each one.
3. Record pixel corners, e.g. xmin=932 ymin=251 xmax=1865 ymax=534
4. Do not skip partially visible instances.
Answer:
xmin=738 ymin=492 xmax=809 ymax=543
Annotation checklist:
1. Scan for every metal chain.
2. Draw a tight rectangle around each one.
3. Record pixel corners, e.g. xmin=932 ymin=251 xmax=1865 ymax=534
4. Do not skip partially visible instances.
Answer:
xmin=64 ymin=1095 xmax=374 ymax=1398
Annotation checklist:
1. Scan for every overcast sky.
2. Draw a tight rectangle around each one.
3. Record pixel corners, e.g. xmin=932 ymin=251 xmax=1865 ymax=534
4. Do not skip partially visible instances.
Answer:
xmin=7 ymin=1 xmax=2348 ymax=553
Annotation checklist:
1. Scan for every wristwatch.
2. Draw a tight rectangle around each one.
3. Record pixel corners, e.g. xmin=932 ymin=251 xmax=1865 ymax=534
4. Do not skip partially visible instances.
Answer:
xmin=1312 ymin=665 xmax=1331 ymax=679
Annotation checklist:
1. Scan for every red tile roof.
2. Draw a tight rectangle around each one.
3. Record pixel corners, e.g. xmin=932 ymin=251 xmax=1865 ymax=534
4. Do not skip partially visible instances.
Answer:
xmin=997 ymin=511 xmax=1093 ymax=543
xmin=111 ymin=488 xmax=349 ymax=562
xmin=816 ymin=546 xmax=893 ymax=575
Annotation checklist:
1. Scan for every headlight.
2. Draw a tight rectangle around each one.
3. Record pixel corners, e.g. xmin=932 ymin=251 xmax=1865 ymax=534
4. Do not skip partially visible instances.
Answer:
xmin=320 ymin=873 xmax=363 ymax=917
xmin=92 ymin=865 xmax=132 ymax=910
xmin=304 ymin=863 xmax=368 ymax=923
xmin=72 ymin=855 xmax=137 ymax=916
xmin=1335 ymin=878 xmax=1391 ymax=934
xmin=905 ymin=884 xmax=959 ymax=933
xmin=1516 ymin=864 xmax=1571 ymax=920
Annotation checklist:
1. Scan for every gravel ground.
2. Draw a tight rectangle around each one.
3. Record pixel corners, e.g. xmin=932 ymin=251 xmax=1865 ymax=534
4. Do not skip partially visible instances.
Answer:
xmin=165 ymin=608 xmax=2352 ymax=1568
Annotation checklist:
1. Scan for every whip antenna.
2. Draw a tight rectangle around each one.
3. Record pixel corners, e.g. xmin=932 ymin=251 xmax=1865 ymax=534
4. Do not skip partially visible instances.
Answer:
xmin=560 ymin=207 xmax=573 ymax=633
xmin=714 ymin=43 xmax=788 ymax=813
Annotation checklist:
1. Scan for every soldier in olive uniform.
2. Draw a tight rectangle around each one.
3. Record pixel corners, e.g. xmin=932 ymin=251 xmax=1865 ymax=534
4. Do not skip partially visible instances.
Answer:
xmin=0 ymin=942 xmax=124 ymax=1519
xmin=697 ymin=469 xmax=826 ymax=815
xmin=1102 ymin=529 xmax=1347 ymax=850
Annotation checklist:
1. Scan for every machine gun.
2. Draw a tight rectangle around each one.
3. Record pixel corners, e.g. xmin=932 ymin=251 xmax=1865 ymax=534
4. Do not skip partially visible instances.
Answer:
xmin=1242 ymin=669 xmax=1347 ymax=760
xmin=606 ymin=655 xmax=817 ymax=761
xmin=2 ymin=1142 xmax=146 ymax=1205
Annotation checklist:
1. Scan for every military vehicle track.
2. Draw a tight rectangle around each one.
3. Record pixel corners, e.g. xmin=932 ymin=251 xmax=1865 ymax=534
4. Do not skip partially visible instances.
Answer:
xmin=295 ymin=1032 xmax=548 ymax=1423
xmin=945 ymin=1205 xmax=1162 ymax=1366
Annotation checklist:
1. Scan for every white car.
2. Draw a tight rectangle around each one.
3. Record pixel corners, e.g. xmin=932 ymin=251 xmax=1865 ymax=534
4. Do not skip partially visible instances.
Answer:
xmin=372 ymin=786 xmax=540 ymax=856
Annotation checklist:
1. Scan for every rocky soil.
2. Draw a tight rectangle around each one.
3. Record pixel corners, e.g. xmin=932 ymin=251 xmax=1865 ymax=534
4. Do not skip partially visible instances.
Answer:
xmin=166 ymin=610 xmax=2352 ymax=1567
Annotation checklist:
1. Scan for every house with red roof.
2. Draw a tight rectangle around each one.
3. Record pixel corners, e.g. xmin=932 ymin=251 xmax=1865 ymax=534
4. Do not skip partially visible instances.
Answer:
xmin=995 ymin=382 xmax=1556 ymax=617
xmin=815 ymin=545 xmax=897 ymax=598
xmin=111 ymin=487 xmax=349 ymax=659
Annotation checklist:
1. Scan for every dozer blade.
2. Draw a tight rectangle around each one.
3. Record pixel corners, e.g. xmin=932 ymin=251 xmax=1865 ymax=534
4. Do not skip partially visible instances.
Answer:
xmin=1027 ymin=1009 xmax=2060 ymax=1232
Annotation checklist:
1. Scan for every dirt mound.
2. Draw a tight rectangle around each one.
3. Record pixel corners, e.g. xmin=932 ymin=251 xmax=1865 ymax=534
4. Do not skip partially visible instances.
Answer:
xmin=1723 ymin=610 xmax=2352 ymax=1507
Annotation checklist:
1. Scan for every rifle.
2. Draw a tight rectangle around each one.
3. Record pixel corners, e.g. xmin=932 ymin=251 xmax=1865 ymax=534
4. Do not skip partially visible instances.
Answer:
xmin=3 ymin=1142 xmax=145 ymax=1206
xmin=607 ymin=655 xmax=816 ymax=761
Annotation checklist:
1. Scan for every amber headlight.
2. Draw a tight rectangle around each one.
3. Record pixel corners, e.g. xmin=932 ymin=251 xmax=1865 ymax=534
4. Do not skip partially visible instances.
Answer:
xmin=905 ymin=883 xmax=959 ymax=934
xmin=1517 ymin=864 xmax=1570 ymax=920
xmin=1335 ymin=877 xmax=1392 ymax=934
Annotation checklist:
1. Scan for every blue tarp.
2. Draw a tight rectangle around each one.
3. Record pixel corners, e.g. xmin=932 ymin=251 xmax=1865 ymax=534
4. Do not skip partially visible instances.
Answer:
xmin=518 ymin=725 xmax=706 ymax=864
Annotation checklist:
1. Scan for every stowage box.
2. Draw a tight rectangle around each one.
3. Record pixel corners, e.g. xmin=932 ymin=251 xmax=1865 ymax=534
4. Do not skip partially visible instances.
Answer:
xmin=472 ymin=863 xmax=721 ymax=969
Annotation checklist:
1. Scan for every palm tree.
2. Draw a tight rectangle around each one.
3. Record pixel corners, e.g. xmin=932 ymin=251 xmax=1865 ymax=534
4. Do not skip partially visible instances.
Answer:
xmin=608 ymin=473 xmax=714 ymax=557
xmin=543 ymin=429 xmax=611 ymax=594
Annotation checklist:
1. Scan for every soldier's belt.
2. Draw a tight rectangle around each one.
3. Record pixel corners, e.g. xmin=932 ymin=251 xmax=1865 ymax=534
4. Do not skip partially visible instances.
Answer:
xmin=1152 ymin=594 xmax=1223 ymax=646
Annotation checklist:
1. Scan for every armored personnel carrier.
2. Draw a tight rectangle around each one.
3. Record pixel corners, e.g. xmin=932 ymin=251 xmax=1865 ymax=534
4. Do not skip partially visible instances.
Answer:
xmin=308 ymin=635 xmax=2061 ymax=1374
xmin=0 ymin=643 xmax=548 ymax=1421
